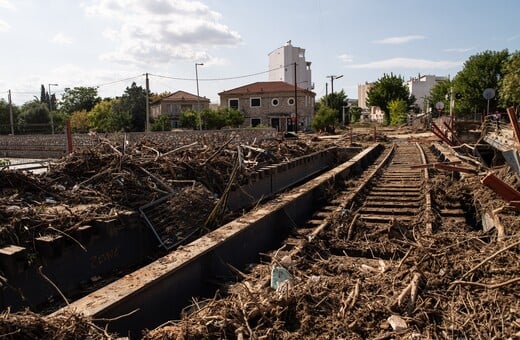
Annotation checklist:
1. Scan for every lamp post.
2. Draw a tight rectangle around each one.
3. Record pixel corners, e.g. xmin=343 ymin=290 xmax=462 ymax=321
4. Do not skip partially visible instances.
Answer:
xmin=195 ymin=63 xmax=203 ymax=130
xmin=48 ymin=83 xmax=58 ymax=134
xmin=327 ymin=75 xmax=343 ymax=94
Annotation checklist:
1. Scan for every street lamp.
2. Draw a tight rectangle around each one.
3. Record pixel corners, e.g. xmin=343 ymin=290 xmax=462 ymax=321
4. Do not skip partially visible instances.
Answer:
xmin=327 ymin=75 xmax=343 ymax=94
xmin=195 ymin=63 xmax=204 ymax=130
xmin=48 ymin=83 xmax=58 ymax=134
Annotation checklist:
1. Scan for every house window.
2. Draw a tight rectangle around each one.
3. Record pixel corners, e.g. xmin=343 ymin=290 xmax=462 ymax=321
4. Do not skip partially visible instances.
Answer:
xmin=251 ymin=118 xmax=261 ymax=127
xmin=229 ymin=98 xmax=239 ymax=109
xmin=250 ymin=97 xmax=261 ymax=107
xmin=288 ymin=98 xmax=295 ymax=105
xmin=271 ymin=98 xmax=279 ymax=106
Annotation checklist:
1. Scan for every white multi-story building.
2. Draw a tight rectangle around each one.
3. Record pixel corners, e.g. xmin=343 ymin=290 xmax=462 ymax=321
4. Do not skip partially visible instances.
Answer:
xmin=357 ymin=82 xmax=374 ymax=109
xmin=268 ymin=41 xmax=313 ymax=91
xmin=406 ymin=74 xmax=448 ymax=112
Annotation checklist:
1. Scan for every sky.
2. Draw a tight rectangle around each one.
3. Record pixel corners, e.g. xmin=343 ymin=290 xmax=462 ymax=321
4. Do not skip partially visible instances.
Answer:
xmin=1 ymin=0 xmax=519 ymax=106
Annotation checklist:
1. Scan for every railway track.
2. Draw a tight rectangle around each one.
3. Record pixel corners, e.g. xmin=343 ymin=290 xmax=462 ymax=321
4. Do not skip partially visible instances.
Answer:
xmin=289 ymin=141 xmax=471 ymax=259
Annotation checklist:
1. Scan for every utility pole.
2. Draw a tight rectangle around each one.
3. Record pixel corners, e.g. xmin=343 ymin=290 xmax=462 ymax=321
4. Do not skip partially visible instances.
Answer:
xmin=327 ymin=75 xmax=343 ymax=94
xmin=294 ymin=62 xmax=298 ymax=133
xmin=8 ymin=90 xmax=14 ymax=135
xmin=325 ymin=83 xmax=328 ymax=106
xmin=145 ymin=73 xmax=150 ymax=132
xmin=195 ymin=63 xmax=203 ymax=130
xmin=448 ymin=75 xmax=454 ymax=131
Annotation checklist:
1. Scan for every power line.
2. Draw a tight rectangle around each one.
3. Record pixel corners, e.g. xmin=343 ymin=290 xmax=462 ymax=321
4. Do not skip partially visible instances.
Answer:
xmin=149 ymin=64 xmax=287 ymax=82
xmin=93 ymin=74 xmax=144 ymax=88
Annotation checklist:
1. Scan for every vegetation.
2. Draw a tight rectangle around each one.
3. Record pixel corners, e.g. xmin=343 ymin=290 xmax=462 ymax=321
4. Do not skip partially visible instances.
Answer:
xmin=388 ymin=99 xmax=408 ymax=125
xmin=499 ymin=51 xmax=520 ymax=110
xmin=317 ymin=90 xmax=348 ymax=125
xmin=426 ymin=79 xmax=452 ymax=115
xmin=349 ymin=106 xmax=362 ymax=123
xmin=366 ymin=73 xmax=414 ymax=125
xmin=60 ymin=87 xmax=100 ymax=115
xmin=452 ymin=50 xmax=509 ymax=115
xmin=312 ymin=105 xmax=338 ymax=133
xmin=151 ymin=114 xmax=171 ymax=132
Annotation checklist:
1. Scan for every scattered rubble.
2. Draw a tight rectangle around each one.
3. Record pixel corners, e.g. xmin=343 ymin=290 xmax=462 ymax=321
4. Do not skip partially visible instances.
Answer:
xmin=1 ymin=128 xmax=519 ymax=339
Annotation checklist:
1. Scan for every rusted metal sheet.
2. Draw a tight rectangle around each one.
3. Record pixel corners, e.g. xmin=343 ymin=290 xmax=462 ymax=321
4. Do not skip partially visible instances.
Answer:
xmin=443 ymin=121 xmax=462 ymax=145
xmin=431 ymin=122 xmax=453 ymax=146
xmin=481 ymin=172 xmax=520 ymax=203
xmin=434 ymin=163 xmax=477 ymax=174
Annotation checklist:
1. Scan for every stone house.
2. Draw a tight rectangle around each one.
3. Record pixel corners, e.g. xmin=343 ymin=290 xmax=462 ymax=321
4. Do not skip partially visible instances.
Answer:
xmin=150 ymin=90 xmax=210 ymax=128
xmin=218 ymin=81 xmax=316 ymax=132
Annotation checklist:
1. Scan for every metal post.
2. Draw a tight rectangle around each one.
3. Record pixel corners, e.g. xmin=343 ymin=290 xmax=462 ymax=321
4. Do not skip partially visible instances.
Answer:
xmin=66 ymin=120 xmax=73 ymax=153
xmin=145 ymin=73 xmax=150 ymax=132
xmin=195 ymin=63 xmax=203 ymax=130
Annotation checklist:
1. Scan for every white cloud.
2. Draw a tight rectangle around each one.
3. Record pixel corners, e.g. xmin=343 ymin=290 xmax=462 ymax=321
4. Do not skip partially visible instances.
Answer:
xmin=338 ymin=54 xmax=354 ymax=63
xmin=83 ymin=0 xmax=241 ymax=65
xmin=348 ymin=57 xmax=462 ymax=69
xmin=444 ymin=47 xmax=472 ymax=53
xmin=0 ymin=20 xmax=9 ymax=32
xmin=373 ymin=35 xmax=425 ymax=44
xmin=0 ymin=0 xmax=15 ymax=10
xmin=51 ymin=33 xmax=74 ymax=45
xmin=507 ymin=34 xmax=520 ymax=41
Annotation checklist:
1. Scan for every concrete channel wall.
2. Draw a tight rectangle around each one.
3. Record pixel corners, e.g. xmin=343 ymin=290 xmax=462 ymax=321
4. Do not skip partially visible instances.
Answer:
xmin=0 ymin=128 xmax=278 ymax=158
xmin=53 ymin=143 xmax=383 ymax=338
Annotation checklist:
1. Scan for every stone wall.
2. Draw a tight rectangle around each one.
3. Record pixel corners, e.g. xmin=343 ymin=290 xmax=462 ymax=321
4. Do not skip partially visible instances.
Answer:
xmin=0 ymin=128 xmax=278 ymax=158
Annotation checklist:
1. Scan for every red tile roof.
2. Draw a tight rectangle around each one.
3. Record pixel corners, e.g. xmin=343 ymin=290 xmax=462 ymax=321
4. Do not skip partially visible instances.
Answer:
xmin=163 ymin=90 xmax=209 ymax=102
xmin=218 ymin=81 xmax=314 ymax=96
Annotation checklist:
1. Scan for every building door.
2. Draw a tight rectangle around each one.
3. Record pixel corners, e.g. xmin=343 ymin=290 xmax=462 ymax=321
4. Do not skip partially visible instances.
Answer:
xmin=271 ymin=118 xmax=280 ymax=131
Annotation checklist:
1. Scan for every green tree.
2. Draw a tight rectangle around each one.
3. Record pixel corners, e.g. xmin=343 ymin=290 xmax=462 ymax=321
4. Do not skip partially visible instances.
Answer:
xmin=453 ymin=49 xmax=509 ymax=115
xmin=201 ymin=108 xmax=225 ymax=130
xmin=60 ymin=87 xmax=101 ymax=114
xmin=0 ymin=99 xmax=19 ymax=134
xmin=312 ymin=105 xmax=338 ymax=133
xmin=179 ymin=110 xmax=199 ymax=129
xmin=88 ymin=99 xmax=131 ymax=132
xmin=426 ymin=79 xmax=452 ymax=115
xmin=223 ymin=108 xmax=244 ymax=128
xmin=349 ymin=106 xmax=362 ymax=123
xmin=499 ymin=51 xmax=520 ymax=110
xmin=367 ymin=73 xmax=413 ymax=125
xmin=151 ymin=114 xmax=171 ymax=131
xmin=40 ymin=84 xmax=48 ymax=104
xmin=388 ymin=99 xmax=408 ymax=125
xmin=119 ymin=82 xmax=147 ymax=131
xmin=319 ymin=90 xmax=348 ymax=124
xmin=18 ymin=100 xmax=50 ymax=133
xmin=69 ymin=110 xmax=91 ymax=133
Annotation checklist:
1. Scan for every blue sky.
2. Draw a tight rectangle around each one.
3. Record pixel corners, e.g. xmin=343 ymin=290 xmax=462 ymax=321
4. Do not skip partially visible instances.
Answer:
xmin=1 ymin=0 xmax=519 ymax=105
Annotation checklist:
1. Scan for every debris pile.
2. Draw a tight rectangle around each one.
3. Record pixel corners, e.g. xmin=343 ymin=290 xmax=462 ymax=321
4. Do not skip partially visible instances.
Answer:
xmin=0 ymin=310 xmax=114 ymax=339
xmin=0 ymin=137 xmax=330 ymax=249
xmin=143 ymin=165 xmax=519 ymax=339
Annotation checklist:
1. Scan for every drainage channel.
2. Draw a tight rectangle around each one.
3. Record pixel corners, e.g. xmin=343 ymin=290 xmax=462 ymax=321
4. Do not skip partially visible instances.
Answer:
xmin=51 ymin=144 xmax=384 ymax=338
